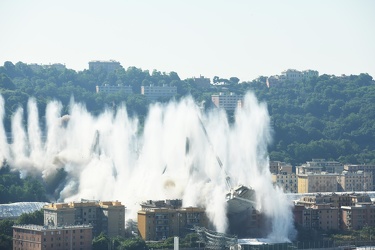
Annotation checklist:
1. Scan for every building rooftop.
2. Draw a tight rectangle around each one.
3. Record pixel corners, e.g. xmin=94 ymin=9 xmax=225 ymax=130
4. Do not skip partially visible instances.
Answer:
xmin=13 ymin=224 xmax=92 ymax=231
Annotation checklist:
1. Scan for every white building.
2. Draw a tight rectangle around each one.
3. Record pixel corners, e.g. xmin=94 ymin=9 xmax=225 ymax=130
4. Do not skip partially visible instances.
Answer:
xmin=96 ymin=84 xmax=133 ymax=94
xmin=141 ymin=85 xmax=177 ymax=101
xmin=211 ymin=92 xmax=243 ymax=111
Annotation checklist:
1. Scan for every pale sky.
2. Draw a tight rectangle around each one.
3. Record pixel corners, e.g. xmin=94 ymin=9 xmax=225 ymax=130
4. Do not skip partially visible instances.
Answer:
xmin=1 ymin=0 xmax=374 ymax=81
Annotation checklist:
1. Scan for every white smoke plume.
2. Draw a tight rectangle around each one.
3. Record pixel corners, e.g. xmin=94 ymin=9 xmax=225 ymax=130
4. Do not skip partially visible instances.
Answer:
xmin=0 ymin=93 xmax=295 ymax=241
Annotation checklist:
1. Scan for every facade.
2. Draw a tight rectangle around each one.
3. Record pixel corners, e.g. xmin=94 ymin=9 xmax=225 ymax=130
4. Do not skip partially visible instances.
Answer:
xmin=297 ymin=173 xmax=339 ymax=193
xmin=269 ymin=161 xmax=293 ymax=174
xmin=138 ymin=207 xmax=208 ymax=241
xmin=141 ymin=85 xmax=177 ymax=101
xmin=95 ymin=84 xmax=133 ymax=94
xmin=137 ymin=199 xmax=208 ymax=241
xmin=338 ymin=171 xmax=373 ymax=192
xmin=267 ymin=69 xmax=319 ymax=86
xmin=296 ymin=159 xmax=343 ymax=175
xmin=271 ymin=173 xmax=298 ymax=193
xmin=211 ymin=92 xmax=243 ymax=111
xmin=13 ymin=224 xmax=92 ymax=250
xmin=295 ymin=193 xmax=373 ymax=232
xmin=344 ymin=164 xmax=375 ymax=190
xmin=88 ymin=60 xmax=122 ymax=73
xmin=302 ymin=204 xmax=339 ymax=231
xmin=341 ymin=204 xmax=375 ymax=230
xmin=43 ymin=200 xmax=125 ymax=238
xmin=192 ymin=75 xmax=211 ymax=89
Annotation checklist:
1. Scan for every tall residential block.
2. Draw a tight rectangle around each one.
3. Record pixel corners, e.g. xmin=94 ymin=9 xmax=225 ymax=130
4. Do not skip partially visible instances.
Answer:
xmin=43 ymin=200 xmax=125 ymax=238
xmin=297 ymin=173 xmax=339 ymax=193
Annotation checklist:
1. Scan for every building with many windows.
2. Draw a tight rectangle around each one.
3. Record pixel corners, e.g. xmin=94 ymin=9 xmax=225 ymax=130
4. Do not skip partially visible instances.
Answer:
xmin=296 ymin=159 xmax=343 ymax=175
xmin=95 ymin=84 xmax=133 ymax=94
xmin=344 ymin=164 xmax=375 ymax=190
xmin=137 ymin=200 xmax=208 ymax=241
xmin=141 ymin=85 xmax=177 ymax=101
xmin=297 ymin=173 xmax=339 ymax=193
xmin=211 ymin=92 xmax=243 ymax=111
xmin=338 ymin=171 xmax=373 ymax=192
xmin=43 ymin=200 xmax=125 ymax=238
xmin=13 ymin=224 xmax=92 ymax=250
xmin=271 ymin=173 xmax=298 ymax=193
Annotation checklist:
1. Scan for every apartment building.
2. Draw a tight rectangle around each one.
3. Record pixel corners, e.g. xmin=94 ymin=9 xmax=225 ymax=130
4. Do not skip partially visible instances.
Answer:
xmin=302 ymin=204 xmax=339 ymax=231
xmin=211 ymin=92 xmax=243 ymax=111
xmin=338 ymin=171 xmax=373 ymax=192
xmin=43 ymin=200 xmax=125 ymax=238
xmin=296 ymin=159 xmax=343 ymax=174
xmin=141 ymin=85 xmax=177 ymax=101
xmin=271 ymin=173 xmax=298 ymax=193
xmin=341 ymin=204 xmax=375 ymax=230
xmin=269 ymin=161 xmax=293 ymax=174
xmin=137 ymin=200 xmax=208 ymax=241
xmin=13 ymin=224 xmax=92 ymax=250
xmin=344 ymin=164 xmax=375 ymax=190
xmin=95 ymin=84 xmax=133 ymax=94
xmin=295 ymin=193 xmax=374 ymax=232
xmin=297 ymin=173 xmax=339 ymax=193
xmin=88 ymin=60 xmax=122 ymax=73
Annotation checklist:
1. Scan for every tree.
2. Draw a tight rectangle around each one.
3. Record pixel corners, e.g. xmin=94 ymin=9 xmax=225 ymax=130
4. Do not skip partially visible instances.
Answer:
xmin=92 ymin=232 xmax=110 ymax=250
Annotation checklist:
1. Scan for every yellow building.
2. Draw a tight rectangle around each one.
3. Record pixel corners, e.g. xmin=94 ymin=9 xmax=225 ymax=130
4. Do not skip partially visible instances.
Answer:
xmin=138 ymin=206 xmax=208 ymax=241
xmin=297 ymin=173 xmax=338 ymax=193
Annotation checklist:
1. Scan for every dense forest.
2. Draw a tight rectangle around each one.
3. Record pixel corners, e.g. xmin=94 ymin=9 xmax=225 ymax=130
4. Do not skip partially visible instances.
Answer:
xmin=0 ymin=61 xmax=374 ymax=168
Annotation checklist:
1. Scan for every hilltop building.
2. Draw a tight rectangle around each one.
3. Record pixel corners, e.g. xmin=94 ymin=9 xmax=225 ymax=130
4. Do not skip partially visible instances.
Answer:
xmin=141 ymin=85 xmax=177 ymax=101
xmin=13 ymin=224 xmax=92 ymax=250
xmin=88 ymin=60 xmax=122 ymax=73
xmin=95 ymin=84 xmax=133 ymax=94
xmin=296 ymin=159 xmax=343 ymax=174
xmin=137 ymin=199 xmax=208 ymax=241
xmin=211 ymin=92 xmax=243 ymax=111
xmin=267 ymin=69 xmax=319 ymax=87
xmin=191 ymin=75 xmax=211 ymax=90
xmin=43 ymin=200 xmax=125 ymax=238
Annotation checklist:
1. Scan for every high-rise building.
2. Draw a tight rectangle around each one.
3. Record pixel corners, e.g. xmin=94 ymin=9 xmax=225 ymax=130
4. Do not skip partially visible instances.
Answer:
xmin=43 ymin=200 xmax=125 ymax=238
xmin=13 ymin=224 xmax=92 ymax=250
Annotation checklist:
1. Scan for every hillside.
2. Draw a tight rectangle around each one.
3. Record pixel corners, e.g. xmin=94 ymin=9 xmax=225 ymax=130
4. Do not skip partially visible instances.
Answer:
xmin=0 ymin=61 xmax=374 ymax=166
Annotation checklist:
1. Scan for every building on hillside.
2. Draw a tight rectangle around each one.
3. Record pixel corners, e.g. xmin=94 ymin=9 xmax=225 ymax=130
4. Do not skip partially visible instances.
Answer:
xmin=267 ymin=69 xmax=319 ymax=87
xmin=297 ymin=193 xmax=372 ymax=209
xmin=296 ymin=159 xmax=343 ymax=174
xmin=191 ymin=75 xmax=211 ymax=90
xmin=211 ymin=92 xmax=243 ymax=111
xmin=88 ymin=60 xmax=122 ymax=73
xmin=13 ymin=224 xmax=92 ymax=250
xmin=141 ymin=85 xmax=177 ymax=101
xmin=271 ymin=173 xmax=298 ymax=193
xmin=137 ymin=205 xmax=208 ymax=241
xmin=269 ymin=161 xmax=293 ymax=174
xmin=95 ymin=84 xmax=133 ymax=94
xmin=344 ymin=164 xmax=375 ymax=190
xmin=338 ymin=171 xmax=373 ymax=192
xmin=297 ymin=173 xmax=339 ymax=193
xmin=43 ymin=200 xmax=125 ymax=238
xmin=0 ymin=202 xmax=46 ymax=220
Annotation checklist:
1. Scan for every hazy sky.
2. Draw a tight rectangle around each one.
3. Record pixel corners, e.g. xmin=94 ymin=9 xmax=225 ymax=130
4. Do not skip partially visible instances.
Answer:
xmin=1 ymin=0 xmax=374 ymax=81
